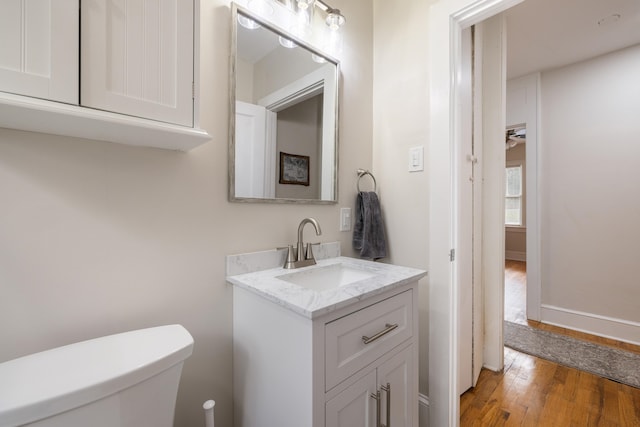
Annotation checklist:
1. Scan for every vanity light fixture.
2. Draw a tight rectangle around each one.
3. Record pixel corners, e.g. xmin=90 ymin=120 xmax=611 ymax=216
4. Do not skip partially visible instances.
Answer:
xmin=325 ymin=8 xmax=345 ymax=30
xmin=287 ymin=0 xmax=346 ymax=31
xmin=315 ymin=0 xmax=345 ymax=30
xmin=247 ymin=0 xmax=274 ymax=15
xmin=239 ymin=0 xmax=274 ymax=29
xmin=237 ymin=14 xmax=261 ymax=29
xmin=296 ymin=0 xmax=314 ymax=10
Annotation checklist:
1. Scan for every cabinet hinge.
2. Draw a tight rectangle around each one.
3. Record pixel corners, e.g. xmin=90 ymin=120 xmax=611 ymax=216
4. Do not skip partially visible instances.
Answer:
xmin=449 ymin=248 xmax=455 ymax=262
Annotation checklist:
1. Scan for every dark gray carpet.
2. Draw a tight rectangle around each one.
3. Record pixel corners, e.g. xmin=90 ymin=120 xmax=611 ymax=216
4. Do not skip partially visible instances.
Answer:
xmin=504 ymin=321 xmax=640 ymax=389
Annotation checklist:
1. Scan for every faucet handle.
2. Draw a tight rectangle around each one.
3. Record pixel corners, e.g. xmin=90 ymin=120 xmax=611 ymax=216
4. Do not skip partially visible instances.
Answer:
xmin=305 ymin=242 xmax=321 ymax=261
xmin=279 ymin=245 xmax=297 ymax=269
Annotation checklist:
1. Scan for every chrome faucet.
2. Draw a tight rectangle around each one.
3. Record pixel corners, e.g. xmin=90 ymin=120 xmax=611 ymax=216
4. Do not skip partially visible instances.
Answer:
xmin=283 ymin=217 xmax=322 ymax=269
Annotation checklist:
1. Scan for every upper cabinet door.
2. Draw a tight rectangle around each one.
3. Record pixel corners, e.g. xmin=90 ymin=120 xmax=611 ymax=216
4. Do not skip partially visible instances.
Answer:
xmin=81 ymin=0 xmax=194 ymax=127
xmin=0 ymin=0 xmax=79 ymax=104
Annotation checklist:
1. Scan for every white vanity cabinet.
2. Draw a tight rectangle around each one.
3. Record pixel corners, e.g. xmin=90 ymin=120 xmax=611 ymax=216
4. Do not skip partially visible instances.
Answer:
xmin=233 ymin=281 xmax=419 ymax=427
xmin=0 ymin=0 xmax=209 ymax=150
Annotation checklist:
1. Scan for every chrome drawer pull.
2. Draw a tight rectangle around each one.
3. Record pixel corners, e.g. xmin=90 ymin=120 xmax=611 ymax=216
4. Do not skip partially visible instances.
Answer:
xmin=362 ymin=323 xmax=398 ymax=345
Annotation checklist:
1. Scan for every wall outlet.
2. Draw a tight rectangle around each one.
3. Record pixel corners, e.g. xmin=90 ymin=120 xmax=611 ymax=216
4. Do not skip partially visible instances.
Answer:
xmin=340 ymin=207 xmax=352 ymax=231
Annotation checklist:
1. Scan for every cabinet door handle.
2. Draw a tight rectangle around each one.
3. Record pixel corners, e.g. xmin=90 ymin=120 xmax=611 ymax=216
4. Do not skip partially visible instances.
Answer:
xmin=362 ymin=323 xmax=398 ymax=345
xmin=370 ymin=390 xmax=381 ymax=427
xmin=381 ymin=383 xmax=391 ymax=427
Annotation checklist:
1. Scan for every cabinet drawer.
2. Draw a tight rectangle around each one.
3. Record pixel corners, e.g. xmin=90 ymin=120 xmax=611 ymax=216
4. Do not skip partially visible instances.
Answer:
xmin=325 ymin=290 xmax=413 ymax=391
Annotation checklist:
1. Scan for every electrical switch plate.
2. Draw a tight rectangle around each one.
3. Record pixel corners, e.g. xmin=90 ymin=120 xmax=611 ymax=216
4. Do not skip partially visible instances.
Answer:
xmin=408 ymin=146 xmax=424 ymax=172
xmin=340 ymin=207 xmax=352 ymax=232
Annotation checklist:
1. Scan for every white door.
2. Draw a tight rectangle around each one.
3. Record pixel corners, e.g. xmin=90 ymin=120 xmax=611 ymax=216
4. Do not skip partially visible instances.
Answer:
xmin=471 ymin=25 xmax=485 ymax=388
xmin=479 ymin=14 xmax=507 ymax=373
xmin=326 ymin=370 xmax=377 ymax=427
xmin=81 ymin=0 xmax=194 ymax=126
xmin=0 ymin=0 xmax=78 ymax=104
xmin=457 ymin=27 xmax=484 ymax=394
xmin=235 ymin=101 xmax=268 ymax=199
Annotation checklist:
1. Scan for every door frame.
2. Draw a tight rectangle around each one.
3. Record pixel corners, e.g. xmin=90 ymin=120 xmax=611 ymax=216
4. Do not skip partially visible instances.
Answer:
xmin=428 ymin=0 xmax=525 ymax=425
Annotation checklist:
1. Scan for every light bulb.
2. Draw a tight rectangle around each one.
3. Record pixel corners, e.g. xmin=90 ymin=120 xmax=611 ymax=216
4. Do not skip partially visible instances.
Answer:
xmin=325 ymin=9 xmax=345 ymax=30
xmin=297 ymin=0 xmax=314 ymax=10
xmin=247 ymin=0 xmax=273 ymax=16
xmin=311 ymin=53 xmax=327 ymax=63
xmin=279 ymin=36 xmax=297 ymax=49
xmin=237 ymin=15 xmax=261 ymax=30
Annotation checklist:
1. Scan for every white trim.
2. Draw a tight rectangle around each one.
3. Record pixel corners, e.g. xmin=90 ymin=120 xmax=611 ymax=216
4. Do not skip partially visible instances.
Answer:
xmin=504 ymin=250 xmax=526 ymax=261
xmin=419 ymin=394 xmax=430 ymax=427
xmin=540 ymin=304 xmax=640 ymax=346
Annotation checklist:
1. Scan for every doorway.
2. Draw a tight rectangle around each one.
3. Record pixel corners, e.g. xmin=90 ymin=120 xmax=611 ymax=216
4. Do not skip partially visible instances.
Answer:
xmin=431 ymin=0 xmax=640 ymax=425
xmin=428 ymin=1 xmax=521 ymax=425
xmin=504 ymin=124 xmax=527 ymax=325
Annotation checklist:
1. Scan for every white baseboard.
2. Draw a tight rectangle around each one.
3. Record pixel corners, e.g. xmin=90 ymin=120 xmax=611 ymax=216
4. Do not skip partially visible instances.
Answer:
xmin=505 ymin=250 xmax=526 ymax=261
xmin=540 ymin=304 xmax=640 ymax=346
xmin=418 ymin=393 xmax=429 ymax=427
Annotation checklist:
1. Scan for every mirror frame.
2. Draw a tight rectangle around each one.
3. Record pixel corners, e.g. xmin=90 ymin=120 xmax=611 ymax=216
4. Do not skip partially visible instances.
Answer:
xmin=229 ymin=3 xmax=340 ymax=204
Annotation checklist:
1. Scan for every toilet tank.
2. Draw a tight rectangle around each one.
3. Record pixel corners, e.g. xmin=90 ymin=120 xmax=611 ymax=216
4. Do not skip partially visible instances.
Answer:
xmin=0 ymin=325 xmax=194 ymax=427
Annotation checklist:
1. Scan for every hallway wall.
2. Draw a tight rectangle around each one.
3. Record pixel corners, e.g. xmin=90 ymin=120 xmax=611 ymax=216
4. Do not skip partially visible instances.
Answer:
xmin=539 ymin=44 xmax=640 ymax=342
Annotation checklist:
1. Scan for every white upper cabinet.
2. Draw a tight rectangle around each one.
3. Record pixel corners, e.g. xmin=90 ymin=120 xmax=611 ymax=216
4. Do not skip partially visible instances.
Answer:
xmin=0 ymin=0 xmax=209 ymax=151
xmin=81 ymin=0 xmax=194 ymax=126
xmin=0 ymin=0 xmax=78 ymax=104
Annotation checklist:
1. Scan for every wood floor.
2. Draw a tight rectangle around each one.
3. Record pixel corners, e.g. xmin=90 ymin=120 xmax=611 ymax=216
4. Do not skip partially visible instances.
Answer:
xmin=460 ymin=260 xmax=640 ymax=426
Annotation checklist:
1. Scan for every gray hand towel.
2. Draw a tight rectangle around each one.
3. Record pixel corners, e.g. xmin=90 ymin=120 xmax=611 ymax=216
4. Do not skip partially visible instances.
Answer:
xmin=353 ymin=191 xmax=387 ymax=260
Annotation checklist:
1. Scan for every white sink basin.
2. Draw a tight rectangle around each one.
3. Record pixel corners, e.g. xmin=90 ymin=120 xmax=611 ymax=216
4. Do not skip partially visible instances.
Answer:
xmin=276 ymin=263 xmax=376 ymax=292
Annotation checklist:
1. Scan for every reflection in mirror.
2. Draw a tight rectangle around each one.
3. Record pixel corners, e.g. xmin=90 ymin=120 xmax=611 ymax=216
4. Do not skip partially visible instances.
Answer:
xmin=230 ymin=4 xmax=339 ymax=203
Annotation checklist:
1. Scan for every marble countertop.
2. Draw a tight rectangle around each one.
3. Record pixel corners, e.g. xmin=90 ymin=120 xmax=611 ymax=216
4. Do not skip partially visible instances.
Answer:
xmin=226 ymin=255 xmax=427 ymax=319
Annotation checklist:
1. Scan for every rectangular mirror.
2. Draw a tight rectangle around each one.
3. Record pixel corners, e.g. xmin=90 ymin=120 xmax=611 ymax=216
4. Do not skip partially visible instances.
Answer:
xmin=229 ymin=3 xmax=339 ymax=203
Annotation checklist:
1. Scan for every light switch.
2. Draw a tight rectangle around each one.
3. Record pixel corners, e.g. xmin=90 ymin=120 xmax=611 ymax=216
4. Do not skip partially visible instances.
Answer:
xmin=340 ymin=207 xmax=352 ymax=231
xmin=409 ymin=146 xmax=424 ymax=172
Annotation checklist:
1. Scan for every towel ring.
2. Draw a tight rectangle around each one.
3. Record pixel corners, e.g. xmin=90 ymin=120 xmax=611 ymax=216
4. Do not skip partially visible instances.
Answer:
xmin=357 ymin=169 xmax=377 ymax=193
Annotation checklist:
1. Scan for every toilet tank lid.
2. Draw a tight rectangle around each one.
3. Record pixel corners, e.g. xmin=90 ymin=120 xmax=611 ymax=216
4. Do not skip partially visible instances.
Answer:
xmin=0 ymin=324 xmax=194 ymax=427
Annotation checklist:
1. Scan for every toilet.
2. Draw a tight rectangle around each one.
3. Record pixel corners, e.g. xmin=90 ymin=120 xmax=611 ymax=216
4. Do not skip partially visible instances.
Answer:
xmin=0 ymin=324 xmax=193 ymax=427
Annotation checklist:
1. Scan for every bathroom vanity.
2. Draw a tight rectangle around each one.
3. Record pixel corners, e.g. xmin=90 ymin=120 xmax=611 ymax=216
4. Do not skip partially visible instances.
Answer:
xmin=227 ymin=246 xmax=426 ymax=427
